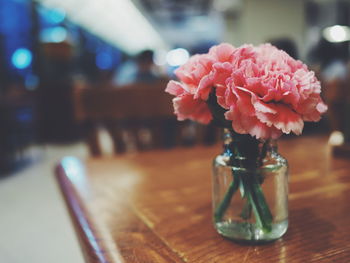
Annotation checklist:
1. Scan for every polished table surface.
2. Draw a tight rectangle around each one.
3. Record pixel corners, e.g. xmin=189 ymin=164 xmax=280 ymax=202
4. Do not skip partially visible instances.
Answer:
xmin=56 ymin=135 xmax=350 ymax=263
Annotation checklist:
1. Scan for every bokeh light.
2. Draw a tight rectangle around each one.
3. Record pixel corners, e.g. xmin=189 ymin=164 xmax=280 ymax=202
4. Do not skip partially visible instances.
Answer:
xmin=96 ymin=52 xmax=113 ymax=70
xmin=166 ymin=48 xmax=189 ymax=66
xmin=11 ymin=48 xmax=32 ymax=69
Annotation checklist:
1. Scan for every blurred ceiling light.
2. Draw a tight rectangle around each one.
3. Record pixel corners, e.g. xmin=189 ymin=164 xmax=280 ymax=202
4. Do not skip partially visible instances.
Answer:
xmin=36 ymin=0 xmax=167 ymax=54
xmin=166 ymin=48 xmax=189 ymax=67
xmin=323 ymin=25 xmax=350 ymax=43
xmin=11 ymin=48 xmax=32 ymax=69
xmin=40 ymin=26 xmax=67 ymax=43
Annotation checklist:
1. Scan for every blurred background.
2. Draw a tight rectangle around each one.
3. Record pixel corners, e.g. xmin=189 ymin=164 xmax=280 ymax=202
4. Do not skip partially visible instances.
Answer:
xmin=0 ymin=0 xmax=349 ymax=262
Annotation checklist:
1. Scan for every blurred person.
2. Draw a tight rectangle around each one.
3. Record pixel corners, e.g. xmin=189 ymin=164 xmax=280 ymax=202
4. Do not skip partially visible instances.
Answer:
xmin=110 ymin=50 xmax=173 ymax=151
xmin=113 ymin=49 xmax=160 ymax=85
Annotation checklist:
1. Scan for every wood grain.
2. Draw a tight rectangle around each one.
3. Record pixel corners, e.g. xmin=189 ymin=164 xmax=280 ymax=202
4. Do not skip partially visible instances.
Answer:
xmin=56 ymin=135 xmax=350 ymax=262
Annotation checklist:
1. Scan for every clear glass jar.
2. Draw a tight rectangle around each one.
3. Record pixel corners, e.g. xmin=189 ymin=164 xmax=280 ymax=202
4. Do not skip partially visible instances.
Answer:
xmin=212 ymin=129 xmax=288 ymax=243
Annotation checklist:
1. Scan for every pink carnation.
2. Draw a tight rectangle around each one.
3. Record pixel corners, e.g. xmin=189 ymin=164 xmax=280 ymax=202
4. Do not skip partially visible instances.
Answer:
xmin=165 ymin=43 xmax=327 ymax=139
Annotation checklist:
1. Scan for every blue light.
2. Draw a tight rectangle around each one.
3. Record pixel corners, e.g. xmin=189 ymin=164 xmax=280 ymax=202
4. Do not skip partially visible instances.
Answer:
xmin=11 ymin=48 xmax=32 ymax=69
xmin=49 ymin=8 xmax=66 ymax=24
xmin=96 ymin=52 xmax=113 ymax=70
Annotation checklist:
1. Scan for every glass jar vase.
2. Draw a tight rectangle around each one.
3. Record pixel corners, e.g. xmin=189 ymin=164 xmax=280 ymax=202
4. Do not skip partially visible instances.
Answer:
xmin=212 ymin=129 xmax=289 ymax=243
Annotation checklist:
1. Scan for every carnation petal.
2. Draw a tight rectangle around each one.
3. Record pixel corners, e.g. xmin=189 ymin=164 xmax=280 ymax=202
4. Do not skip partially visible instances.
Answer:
xmin=196 ymin=74 xmax=214 ymax=100
xmin=240 ymin=115 xmax=269 ymax=139
xmin=165 ymin=80 xmax=186 ymax=96
xmin=265 ymin=104 xmax=304 ymax=134
xmin=243 ymin=117 xmax=282 ymax=139
xmin=173 ymin=94 xmax=212 ymax=124
xmin=233 ymin=87 xmax=256 ymax=116
xmin=209 ymin=43 xmax=235 ymax=62
xmin=175 ymin=54 xmax=213 ymax=87
xmin=196 ymin=62 xmax=233 ymax=100
xmin=216 ymin=86 xmax=229 ymax=109
xmin=225 ymin=106 xmax=247 ymax=134
xmin=252 ymin=98 xmax=277 ymax=114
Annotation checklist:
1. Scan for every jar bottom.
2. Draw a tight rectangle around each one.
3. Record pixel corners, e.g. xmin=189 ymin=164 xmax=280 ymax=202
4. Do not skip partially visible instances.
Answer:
xmin=214 ymin=219 xmax=288 ymax=243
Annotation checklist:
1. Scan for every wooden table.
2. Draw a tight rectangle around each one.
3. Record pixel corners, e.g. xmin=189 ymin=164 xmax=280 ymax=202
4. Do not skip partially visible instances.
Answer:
xmin=56 ymin=135 xmax=350 ymax=263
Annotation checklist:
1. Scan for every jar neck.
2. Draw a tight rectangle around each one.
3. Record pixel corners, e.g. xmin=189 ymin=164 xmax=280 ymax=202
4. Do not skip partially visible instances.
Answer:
xmin=265 ymin=139 xmax=278 ymax=153
xmin=222 ymin=129 xmax=277 ymax=168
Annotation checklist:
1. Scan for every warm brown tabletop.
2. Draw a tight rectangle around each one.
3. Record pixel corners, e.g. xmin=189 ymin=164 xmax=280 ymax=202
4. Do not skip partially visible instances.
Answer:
xmin=56 ymin=135 xmax=350 ymax=263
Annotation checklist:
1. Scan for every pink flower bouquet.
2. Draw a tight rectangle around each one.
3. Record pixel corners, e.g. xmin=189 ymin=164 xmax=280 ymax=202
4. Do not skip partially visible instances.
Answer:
xmin=166 ymin=43 xmax=327 ymax=139
xmin=166 ymin=43 xmax=327 ymax=241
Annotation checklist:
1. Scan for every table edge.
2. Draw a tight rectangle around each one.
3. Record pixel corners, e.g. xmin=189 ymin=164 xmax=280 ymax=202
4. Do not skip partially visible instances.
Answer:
xmin=56 ymin=162 xmax=114 ymax=263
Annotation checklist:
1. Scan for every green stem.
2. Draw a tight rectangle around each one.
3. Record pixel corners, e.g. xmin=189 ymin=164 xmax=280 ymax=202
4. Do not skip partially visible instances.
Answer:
xmin=242 ymin=175 xmax=273 ymax=233
xmin=240 ymin=199 xmax=252 ymax=220
xmin=214 ymin=171 xmax=240 ymax=222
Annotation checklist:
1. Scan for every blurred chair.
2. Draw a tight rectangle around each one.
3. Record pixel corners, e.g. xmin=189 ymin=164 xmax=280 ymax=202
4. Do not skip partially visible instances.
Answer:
xmin=73 ymin=81 xmax=219 ymax=156
xmin=0 ymin=87 xmax=37 ymax=174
